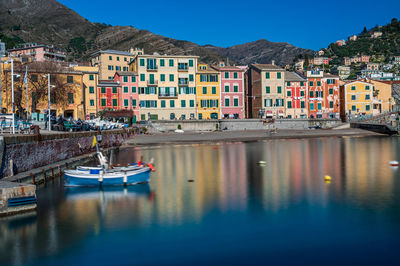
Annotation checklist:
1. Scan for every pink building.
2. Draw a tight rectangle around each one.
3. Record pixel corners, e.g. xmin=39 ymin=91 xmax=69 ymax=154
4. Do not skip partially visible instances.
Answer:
xmin=7 ymin=43 xmax=66 ymax=62
xmin=212 ymin=65 xmax=245 ymax=119
xmin=113 ymin=71 xmax=139 ymax=119
xmin=284 ymin=72 xmax=308 ymax=118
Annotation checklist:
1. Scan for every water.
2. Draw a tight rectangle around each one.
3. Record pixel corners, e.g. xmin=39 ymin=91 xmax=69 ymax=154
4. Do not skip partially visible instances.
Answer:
xmin=1 ymin=136 xmax=400 ymax=265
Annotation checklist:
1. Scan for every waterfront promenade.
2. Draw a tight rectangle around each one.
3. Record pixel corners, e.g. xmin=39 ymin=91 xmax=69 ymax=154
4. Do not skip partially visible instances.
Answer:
xmin=127 ymin=128 xmax=383 ymax=146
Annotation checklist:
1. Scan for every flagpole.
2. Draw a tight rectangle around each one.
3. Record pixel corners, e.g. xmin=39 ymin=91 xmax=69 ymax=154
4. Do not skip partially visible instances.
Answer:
xmin=25 ymin=66 xmax=29 ymax=121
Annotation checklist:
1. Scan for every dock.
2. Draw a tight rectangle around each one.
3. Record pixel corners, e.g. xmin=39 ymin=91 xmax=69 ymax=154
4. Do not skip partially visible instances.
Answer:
xmin=0 ymin=181 xmax=36 ymax=217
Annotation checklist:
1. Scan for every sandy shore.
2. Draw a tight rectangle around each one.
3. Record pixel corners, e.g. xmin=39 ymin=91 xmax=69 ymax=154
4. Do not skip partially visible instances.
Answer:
xmin=124 ymin=128 xmax=386 ymax=146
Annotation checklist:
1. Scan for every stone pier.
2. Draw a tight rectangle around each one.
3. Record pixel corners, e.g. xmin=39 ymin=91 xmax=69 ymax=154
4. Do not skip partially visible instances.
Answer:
xmin=0 ymin=181 xmax=36 ymax=216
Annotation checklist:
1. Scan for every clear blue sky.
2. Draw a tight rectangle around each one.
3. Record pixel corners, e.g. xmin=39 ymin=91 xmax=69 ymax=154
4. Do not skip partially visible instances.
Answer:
xmin=59 ymin=0 xmax=400 ymax=51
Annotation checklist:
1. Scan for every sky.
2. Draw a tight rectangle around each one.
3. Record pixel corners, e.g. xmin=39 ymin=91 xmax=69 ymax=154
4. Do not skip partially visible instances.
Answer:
xmin=58 ymin=0 xmax=400 ymax=51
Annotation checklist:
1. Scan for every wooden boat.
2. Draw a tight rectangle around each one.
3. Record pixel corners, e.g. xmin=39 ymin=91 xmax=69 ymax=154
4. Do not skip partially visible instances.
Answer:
xmin=64 ymin=167 xmax=152 ymax=187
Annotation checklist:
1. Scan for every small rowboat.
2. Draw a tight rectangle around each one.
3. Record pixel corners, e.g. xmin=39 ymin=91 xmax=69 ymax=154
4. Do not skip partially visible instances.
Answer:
xmin=64 ymin=167 xmax=152 ymax=187
xmin=389 ymin=160 xmax=399 ymax=167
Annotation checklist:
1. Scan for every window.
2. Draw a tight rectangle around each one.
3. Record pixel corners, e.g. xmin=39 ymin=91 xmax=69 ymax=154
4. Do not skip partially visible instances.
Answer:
xmin=212 ymin=87 xmax=216 ymax=94
xmin=329 ymin=101 xmax=334 ymax=108
xmin=123 ymin=76 xmax=128 ymax=82
xmin=132 ymin=99 xmax=137 ymax=107
xmin=170 ymin=100 xmax=175 ymax=107
xmin=132 ymin=87 xmax=136 ymax=93
xmin=140 ymin=59 xmax=145 ymax=66
xmin=288 ymin=101 xmax=292 ymax=108
xmin=124 ymin=99 xmax=129 ymax=107
xmin=266 ymin=86 xmax=270 ymax=94
xmin=301 ymin=101 xmax=305 ymax=108
xmin=351 ymin=86 xmax=356 ymax=90
xmin=161 ymin=100 xmax=166 ymax=108
xmin=67 ymin=93 xmax=74 ymax=104
xmin=310 ymin=91 xmax=314 ymax=97
xmin=147 ymin=58 xmax=157 ymax=70
xmin=300 ymin=81 xmax=304 ymax=86
xmin=112 ymin=87 xmax=117 ymax=94
xmin=317 ymin=103 xmax=321 ymax=110
xmin=225 ymin=98 xmax=230 ymax=107
xmin=123 ymin=67 xmax=128 ymax=71
xmin=123 ymin=86 xmax=128 ymax=93
xmin=31 ymin=74 xmax=38 ymax=82
xmin=300 ymin=91 xmax=305 ymax=97
xmin=309 ymin=81 xmax=314 ymax=86
xmin=160 ymin=59 xmax=165 ymax=67
xmin=89 ymin=74 xmax=94 ymax=81
xmin=352 ymin=105 xmax=356 ymax=111
xmin=169 ymin=59 xmax=174 ymax=67
xmin=310 ymin=103 xmax=314 ymax=110
xmin=181 ymin=100 xmax=186 ymax=108
xmin=329 ymin=88 xmax=333 ymax=95
xmin=203 ymin=87 xmax=207 ymax=94
xmin=365 ymin=94 xmax=370 ymax=100
xmin=67 ymin=76 xmax=73 ymax=84
xmin=124 ymin=57 xmax=127 ymax=62
xmin=101 ymin=87 xmax=106 ymax=93
xmin=190 ymin=100 xmax=195 ymax=107
xmin=116 ymin=66 xmax=121 ymax=71
xmin=140 ymin=74 xmax=145 ymax=81
xmin=101 ymin=99 xmax=106 ymax=106
xmin=113 ymin=99 xmax=117 ymax=107
xmin=233 ymin=85 xmax=239 ymax=92
xmin=351 ymin=95 xmax=356 ymax=100
xmin=266 ymin=72 xmax=270 ymax=79
xmin=277 ymin=86 xmax=282 ymax=94
xmin=169 ymin=74 xmax=174 ymax=82
xmin=366 ymin=105 xmax=370 ymax=111
xmin=131 ymin=76 xmax=136 ymax=82
xmin=109 ymin=56 xmax=112 ymax=60
xmin=287 ymin=82 xmax=291 ymax=86
xmin=233 ymin=98 xmax=239 ymax=106
xmin=277 ymin=72 xmax=281 ymax=79
xmin=233 ymin=72 xmax=238 ymax=79
xmin=199 ymin=113 xmax=203 ymax=120
xmin=189 ymin=60 xmax=194 ymax=67
xmin=189 ymin=74 xmax=194 ymax=82
xmin=225 ymin=85 xmax=230 ymax=92
xmin=160 ymin=74 xmax=165 ymax=82
xmin=225 ymin=72 xmax=229 ymax=78
xmin=365 ymin=85 xmax=370 ymax=90
xmin=89 ymin=86 xmax=94 ymax=93
xmin=317 ymin=81 xmax=321 ymax=86
xmin=287 ymin=90 xmax=291 ymax=97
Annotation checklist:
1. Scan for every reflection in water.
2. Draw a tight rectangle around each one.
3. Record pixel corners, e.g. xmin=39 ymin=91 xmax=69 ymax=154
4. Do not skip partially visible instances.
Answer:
xmin=1 ymin=137 xmax=400 ymax=265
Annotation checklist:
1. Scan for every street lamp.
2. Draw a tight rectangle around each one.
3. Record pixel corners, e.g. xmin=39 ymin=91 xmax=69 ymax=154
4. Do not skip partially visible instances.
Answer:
xmin=42 ymin=74 xmax=55 ymax=131
xmin=3 ymin=57 xmax=21 ymax=134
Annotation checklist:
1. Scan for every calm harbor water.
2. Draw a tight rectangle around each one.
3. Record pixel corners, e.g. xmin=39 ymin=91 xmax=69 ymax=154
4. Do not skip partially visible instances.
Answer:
xmin=1 ymin=136 xmax=400 ymax=265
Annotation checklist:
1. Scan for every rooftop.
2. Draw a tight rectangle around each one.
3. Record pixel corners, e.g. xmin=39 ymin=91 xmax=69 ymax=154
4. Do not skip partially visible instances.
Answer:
xmin=115 ymin=71 xmax=137 ymax=76
xmin=91 ymin=49 xmax=134 ymax=57
xmin=252 ymin=64 xmax=284 ymax=71
xmin=210 ymin=65 xmax=244 ymax=72
xmin=98 ymin=80 xmax=121 ymax=87
xmin=285 ymin=71 xmax=306 ymax=82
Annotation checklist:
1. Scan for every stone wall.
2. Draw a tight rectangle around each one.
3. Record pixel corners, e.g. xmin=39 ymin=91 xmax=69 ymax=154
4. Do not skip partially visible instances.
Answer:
xmin=0 ymin=129 xmax=135 ymax=178
xmin=151 ymin=119 xmax=342 ymax=132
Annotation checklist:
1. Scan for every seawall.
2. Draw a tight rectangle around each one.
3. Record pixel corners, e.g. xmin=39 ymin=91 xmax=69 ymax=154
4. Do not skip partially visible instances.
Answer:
xmin=0 ymin=128 xmax=136 ymax=178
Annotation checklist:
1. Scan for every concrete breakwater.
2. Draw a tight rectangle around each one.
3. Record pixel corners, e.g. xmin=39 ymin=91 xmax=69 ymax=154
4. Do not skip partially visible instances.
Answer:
xmin=0 ymin=128 xmax=136 ymax=179
xmin=150 ymin=119 xmax=342 ymax=132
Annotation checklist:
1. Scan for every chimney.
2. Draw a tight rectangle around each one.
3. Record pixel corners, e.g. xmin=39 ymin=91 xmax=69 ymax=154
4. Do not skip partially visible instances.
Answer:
xmin=271 ymin=60 xmax=275 ymax=65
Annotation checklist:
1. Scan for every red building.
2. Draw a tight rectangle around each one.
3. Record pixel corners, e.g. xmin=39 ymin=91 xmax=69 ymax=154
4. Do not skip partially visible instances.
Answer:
xmin=284 ymin=72 xmax=308 ymax=118
xmin=97 ymin=80 xmax=121 ymax=110
xmin=306 ymin=71 xmax=340 ymax=118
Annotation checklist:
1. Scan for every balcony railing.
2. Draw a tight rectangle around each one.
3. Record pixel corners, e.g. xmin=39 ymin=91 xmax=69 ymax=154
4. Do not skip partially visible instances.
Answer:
xmin=147 ymin=80 xmax=158 ymax=86
xmin=158 ymin=92 xmax=178 ymax=98
xmin=147 ymin=66 xmax=158 ymax=71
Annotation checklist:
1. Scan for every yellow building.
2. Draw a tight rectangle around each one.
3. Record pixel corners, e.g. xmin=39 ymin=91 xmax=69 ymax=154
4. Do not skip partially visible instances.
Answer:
xmin=341 ymin=80 xmax=373 ymax=118
xmin=370 ymin=80 xmax=394 ymax=114
xmin=196 ymin=64 xmax=220 ymax=119
xmin=73 ymin=66 xmax=99 ymax=119
xmin=91 ymin=48 xmax=143 ymax=80
xmin=1 ymin=62 xmax=85 ymax=120
xmin=130 ymin=53 xmax=198 ymax=120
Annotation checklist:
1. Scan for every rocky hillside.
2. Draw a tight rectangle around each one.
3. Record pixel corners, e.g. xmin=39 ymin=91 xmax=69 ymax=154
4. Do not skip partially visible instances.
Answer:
xmin=0 ymin=0 xmax=313 ymax=65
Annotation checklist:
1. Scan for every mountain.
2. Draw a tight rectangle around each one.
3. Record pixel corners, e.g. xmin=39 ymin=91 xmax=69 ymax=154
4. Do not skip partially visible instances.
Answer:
xmin=0 ymin=0 xmax=313 ymax=65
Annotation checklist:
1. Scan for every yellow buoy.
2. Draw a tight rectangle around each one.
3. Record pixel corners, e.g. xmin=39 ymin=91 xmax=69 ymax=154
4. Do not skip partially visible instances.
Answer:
xmin=324 ymin=175 xmax=332 ymax=181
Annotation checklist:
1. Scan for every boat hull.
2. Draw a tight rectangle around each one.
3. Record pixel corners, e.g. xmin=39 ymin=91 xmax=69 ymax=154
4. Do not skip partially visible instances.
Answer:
xmin=64 ymin=167 xmax=152 ymax=187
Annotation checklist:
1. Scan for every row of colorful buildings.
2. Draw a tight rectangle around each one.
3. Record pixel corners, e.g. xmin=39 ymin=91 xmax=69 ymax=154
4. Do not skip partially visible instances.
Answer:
xmin=0 ymin=44 xmax=396 ymax=121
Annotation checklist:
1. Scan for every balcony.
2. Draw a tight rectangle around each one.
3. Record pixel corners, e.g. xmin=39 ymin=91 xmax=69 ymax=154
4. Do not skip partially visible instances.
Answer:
xmin=178 ymin=78 xmax=189 ymax=87
xmin=147 ymin=66 xmax=158 ymax=72
xmin=147 ymin=80 xmax=158 ymax=86
xmin=158 ymin=92 xmax=178 ymax=98
xmin=178 ymin=63 xmax=189 ymax=72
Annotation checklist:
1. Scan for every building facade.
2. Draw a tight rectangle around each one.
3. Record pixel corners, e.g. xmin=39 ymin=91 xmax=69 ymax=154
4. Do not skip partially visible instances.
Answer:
xmin=370 ymin=80 xmax=394 ymax=114
xmin=7 ymin=43 xmax=66 ymax=62
xmin=73 ymin=66 xmax=99 ymax=119
xmin=130 ymin=53 xmax=198 ymax=120
xmin=340 ymin=80 xmax=374 ymax=120
xmin=284 ymin=72 xmax=308 ymax=118
xmin=97 ymin=81 xmax=121 ymax=110
xmin=113 ymin=71 xmax=139 ymax=120
xmin=211 ymin=65 xmax=245 ymax=119
xmin=196 ymin=64 xmax=220 ymax=119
